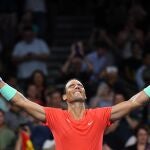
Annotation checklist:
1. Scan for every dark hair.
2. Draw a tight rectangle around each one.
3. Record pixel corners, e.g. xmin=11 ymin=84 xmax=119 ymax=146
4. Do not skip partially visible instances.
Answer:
xmin=64 ymin=78 xmax=82 ymax=94
xmin=29 ymin=70 xmax=46 ymax=85
xmin=135 ymin=124 xmax=149 ymax=136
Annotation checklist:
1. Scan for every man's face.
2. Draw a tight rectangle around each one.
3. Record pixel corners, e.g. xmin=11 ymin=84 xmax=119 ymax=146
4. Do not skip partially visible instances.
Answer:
xmin=64 ymin=79 xmax=86 ymax=102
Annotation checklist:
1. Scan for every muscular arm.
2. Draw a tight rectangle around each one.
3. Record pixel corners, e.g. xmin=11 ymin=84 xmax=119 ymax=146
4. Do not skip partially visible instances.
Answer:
xmin=0 ymin=81 xmax=46 ymax=122
xmin=110 ymin=91 xmax=149 ymax=122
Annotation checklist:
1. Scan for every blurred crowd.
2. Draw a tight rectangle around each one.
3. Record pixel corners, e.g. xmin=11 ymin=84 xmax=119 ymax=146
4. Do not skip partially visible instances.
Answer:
xmin=0 ymin=0 xmax=150 ymax=150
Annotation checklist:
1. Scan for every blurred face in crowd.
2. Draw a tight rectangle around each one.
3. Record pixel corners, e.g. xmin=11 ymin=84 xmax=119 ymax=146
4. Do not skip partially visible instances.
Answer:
xmin=63 ymin=79 xmax=86 ymax=103
xmin=33 ymin=71 xmax=45 ymax=86
xmin=50 ymin=91 xmax=62 ymax=107
xmin=27 ymin=84 xmax=38 ymax=99
xmin=0 ymin=111 xmax=4 ymax=127
xmin=97 ymin=82 xmax=110 ymax=97
xmin=23 ymin=30 xmax=35 ymax=43
xmin=105 ymin=67 xmax=118 ymax=85
xmin=137 ymin=128 xmax=149 ymax=145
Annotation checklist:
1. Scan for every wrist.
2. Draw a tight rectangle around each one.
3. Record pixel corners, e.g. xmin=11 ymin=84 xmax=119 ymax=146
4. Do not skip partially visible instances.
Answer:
xmin=143 ymin=85 xmax=150 ymax=98
xmin=0 ymin=84 xmax=17 ymax=101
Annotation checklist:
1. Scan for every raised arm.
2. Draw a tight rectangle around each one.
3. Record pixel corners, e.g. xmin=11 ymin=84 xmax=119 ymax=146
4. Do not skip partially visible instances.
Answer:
xmin=110 ymin=87 xmax=150 ymax=122
xmin=0 ymin=78 xmax=46 ymax=122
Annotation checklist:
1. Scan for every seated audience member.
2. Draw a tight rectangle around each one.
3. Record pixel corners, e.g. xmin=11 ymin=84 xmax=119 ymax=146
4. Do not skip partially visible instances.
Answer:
xmin=120 ymin=41 xmax=142 ymax=84
xmin=104 ymin=93 xmax=141 ymax=150
xmin=26 ymin=83 xmax=44 ymax=105
xmin=0 ymin=109 xmax=16 ymax=149
xmin=90 ymin=82 xmax=114 ymax=107
xmin=61 ymin=41 xmax=93 ymax=86
xmin=124 ymin=125 xmax=150 ymax=150
xmin=12 ymin=26 xmax=50 ymax=82
xmin=29 ymin=70 xmax=48 ymax=104
xmin=29 ymin=118 xmax=53 ymax=150
xmin=135 ymin=51 xmax=150 ymax=90
xmin=45 ymin=88 xmax=64 ymax=108
xmin=15 ymin=123 xmax=34 ymax=150
xmin=85 ymin=41 xmax=114 ymax=82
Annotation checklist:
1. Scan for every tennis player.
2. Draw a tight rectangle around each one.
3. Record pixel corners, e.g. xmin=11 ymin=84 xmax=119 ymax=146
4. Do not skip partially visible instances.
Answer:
xmin=0 ymin=77 xmax=150 ymax=150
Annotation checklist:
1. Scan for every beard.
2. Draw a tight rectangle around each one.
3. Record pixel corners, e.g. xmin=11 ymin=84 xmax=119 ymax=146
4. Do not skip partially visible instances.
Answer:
xmin=67 ymin=96 xmax=85 ymax=103
xmin=73 ymin=92 xmax=85 ymax=101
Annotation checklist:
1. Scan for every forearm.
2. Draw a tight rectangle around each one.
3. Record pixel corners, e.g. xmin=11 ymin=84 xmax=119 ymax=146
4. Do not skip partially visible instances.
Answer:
xmin=13 ymin=92 xmax=45 ymax=121
xmin=111 ymin=101 xmax=133 ymax=121
xmin=129 ymin=90 xmax=150 ymax=107
xmin=0 ymin=79 xmax=46 ymax=122
xmin=111 ymin=87 xmax=150 ymax=121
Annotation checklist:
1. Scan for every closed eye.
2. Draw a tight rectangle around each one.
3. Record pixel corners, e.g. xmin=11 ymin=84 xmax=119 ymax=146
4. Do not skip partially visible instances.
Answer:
xmin=68 ymin=84 xmax=75 ymax=88
xmin=68 ymin=83 xmax=83 ymax=88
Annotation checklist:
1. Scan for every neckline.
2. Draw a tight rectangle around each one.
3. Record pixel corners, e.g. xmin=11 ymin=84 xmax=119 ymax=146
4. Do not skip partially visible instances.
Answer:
xmin=65 ymin=109 xmax=88 ymax=123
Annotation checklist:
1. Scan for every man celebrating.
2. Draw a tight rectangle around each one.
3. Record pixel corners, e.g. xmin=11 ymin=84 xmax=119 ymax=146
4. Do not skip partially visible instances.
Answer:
xmin=0 ymin=77 xmax=150 ymax=150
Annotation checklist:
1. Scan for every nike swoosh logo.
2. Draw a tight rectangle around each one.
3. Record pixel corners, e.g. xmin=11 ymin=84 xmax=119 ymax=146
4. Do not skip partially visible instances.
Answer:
xmin=88 ymin=121 xmax=93 ymax=126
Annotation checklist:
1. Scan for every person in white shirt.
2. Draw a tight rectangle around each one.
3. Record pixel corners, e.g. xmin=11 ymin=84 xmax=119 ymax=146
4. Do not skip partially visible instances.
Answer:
xmin=12 ymin=26 xmax=50 ymax=80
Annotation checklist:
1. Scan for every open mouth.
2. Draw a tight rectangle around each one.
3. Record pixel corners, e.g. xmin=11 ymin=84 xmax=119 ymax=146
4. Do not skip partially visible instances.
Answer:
xmin=74 ymin=91 xmax=81 ymax=94
xmin=74 ymin=91 xmax=82 ymax=96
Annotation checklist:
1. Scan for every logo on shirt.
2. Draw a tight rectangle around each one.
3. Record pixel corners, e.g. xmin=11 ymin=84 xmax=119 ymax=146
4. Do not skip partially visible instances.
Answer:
xmin=88 ymin=121 xmax=93 ymax=126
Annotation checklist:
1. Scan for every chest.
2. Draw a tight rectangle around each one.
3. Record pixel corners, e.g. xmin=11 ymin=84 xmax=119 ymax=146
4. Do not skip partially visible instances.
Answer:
xmin=52 ymin=114 xmax=104 ymax=140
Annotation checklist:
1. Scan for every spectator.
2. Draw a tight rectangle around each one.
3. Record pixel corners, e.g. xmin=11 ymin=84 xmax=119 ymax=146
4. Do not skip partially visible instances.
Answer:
xmin=12 ymin=26 xmax=50 ymax=83
xmin=15 ymin=123 xmax=34 ymax=150
xmin=88 ymin=28 xmax=114 ymax=51
xmin=89 ymin=82 xmax=114 ymax=107
xmin=104 ymin=93 xmax=141 ymax=150
xmin=29 ymin=70 xmax=48 ymax=103
xmin=124 ymin=125 xmax=150 ymax=150
xmin=45 ymin=88 xmax=63 ymax=108
xmin=135 ymin=51 xmax=150 ymax=90
xmin=18 ymin=10 xmax=39 ymax=37
xmin=5 ymin=104 xmax=29 ymax=131
xmin=29 ymin=118 xmax=53 ymax=150
xmin=85 ymin=41 xmax=114 ymax=82
xmin=100 ymin=66 xmax=129 ymax=96
xmin=61 ymin=41 xmax=93 ymax=86
xmin=24 ymin=0 xmax=47 ymax=37
xmin=26 ymin=83 xmax=44 ymax=106
xmin=0 ymin=109 xmax=16 ymax=150
xmin=120 ymin=41 xmax=142 ymax=84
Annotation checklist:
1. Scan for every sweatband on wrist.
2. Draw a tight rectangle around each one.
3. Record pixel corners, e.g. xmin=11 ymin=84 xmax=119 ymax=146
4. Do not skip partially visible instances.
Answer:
xmin=143 ymin=85 xmax=150 ymax=98
xmin=0 ymin=84 xmax=17 ymax=101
